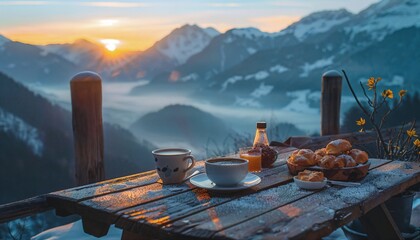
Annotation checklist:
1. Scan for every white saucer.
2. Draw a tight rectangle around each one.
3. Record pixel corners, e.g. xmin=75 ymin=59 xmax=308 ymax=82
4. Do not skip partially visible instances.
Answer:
xmin=190 ymin=173 xmax=261 ymax=191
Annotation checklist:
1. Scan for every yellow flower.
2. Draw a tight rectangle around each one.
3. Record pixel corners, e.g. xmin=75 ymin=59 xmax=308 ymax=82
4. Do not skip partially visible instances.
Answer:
xmin=407 ymin=129 xmax=417 ymax=137
xmin=356 ymin=117 xmax=366 ymax=126
xmin=367 ymin=77 xmax=375 ymax=90
xmin=399 ymin=90 xmax=407 ymax=98
xmin=414 ymin=139 xmax=420 ymax=148
xmin=382 ymin=89 xmax=394 ymax=99
xmin=377 ymin=77 xmax=382 ymax=82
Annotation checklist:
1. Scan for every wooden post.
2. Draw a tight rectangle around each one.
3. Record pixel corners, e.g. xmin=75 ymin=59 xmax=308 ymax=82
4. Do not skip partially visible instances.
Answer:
xmin=70 ymin=71 xmax=105 ymax=186
xmin=321 ymin=70 xmax=342 ymax=136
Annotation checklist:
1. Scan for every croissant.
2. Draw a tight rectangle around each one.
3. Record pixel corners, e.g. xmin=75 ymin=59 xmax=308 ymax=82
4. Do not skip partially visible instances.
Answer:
xmin=289 ymin=149 xmax=316 ymax=166
xmin=349 ymin=149 xmax=369 ymax=164
xmin=318 ymin=155 xmax=336 ymax=169
xmin=314 ymin=148 xmax=326 ymax=163
xmin=326 ymin=139 xmax=352 ymax=155
xmin=336 ymin=154 xmax=357 ymax=167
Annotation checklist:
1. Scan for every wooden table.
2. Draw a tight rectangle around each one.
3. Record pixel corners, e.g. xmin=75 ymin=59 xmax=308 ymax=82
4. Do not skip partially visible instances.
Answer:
xmin=46 ymin=147 xmax=420 ymax=240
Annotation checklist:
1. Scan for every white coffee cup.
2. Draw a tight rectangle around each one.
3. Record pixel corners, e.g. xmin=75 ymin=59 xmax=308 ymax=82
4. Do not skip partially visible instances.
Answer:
xmin=152 ymin=148 xmax=195 ymax=184
xmin=205 ymin=157 xmax=248 ymax=186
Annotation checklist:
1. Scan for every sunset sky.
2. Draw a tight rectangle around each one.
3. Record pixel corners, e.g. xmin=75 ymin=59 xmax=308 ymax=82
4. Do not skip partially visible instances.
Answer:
xmin=0 ymin=0 xmax=379 ymax=51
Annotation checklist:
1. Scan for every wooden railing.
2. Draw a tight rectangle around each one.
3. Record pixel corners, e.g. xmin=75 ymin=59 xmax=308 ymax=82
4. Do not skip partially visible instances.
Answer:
xmin=0 ymin=70 xmax=349 ymax=224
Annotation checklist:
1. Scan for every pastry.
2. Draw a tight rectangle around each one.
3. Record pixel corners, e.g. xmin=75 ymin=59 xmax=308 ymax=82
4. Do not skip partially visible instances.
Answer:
xmin=289 ymin=149 xmax=316 ymax=166
xmin=349 ymin=149 xmax=369 ymax=164
xmin=314 ymin=148 xmax=326 ymax=163
xmin=297 ymin=170 xmax=324 ymax=182
xmin=336 ymin=154 xmax=357 ymax=167
xmin=326 ymin=139 xmax=352 ymax=155
xmin=318 ymin=155 xmax=337 ymax=169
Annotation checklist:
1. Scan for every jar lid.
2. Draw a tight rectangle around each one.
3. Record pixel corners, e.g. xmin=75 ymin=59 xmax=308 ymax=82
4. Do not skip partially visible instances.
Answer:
xmin=256 ymin=122 xmax=266 ymax=128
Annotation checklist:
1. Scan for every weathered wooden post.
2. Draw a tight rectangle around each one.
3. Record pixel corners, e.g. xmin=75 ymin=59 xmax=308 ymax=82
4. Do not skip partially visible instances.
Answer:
xmin=321 ymin=70 xmax=342 ymax=136
xmin=70 ymin=71 xmax=105 ymax=186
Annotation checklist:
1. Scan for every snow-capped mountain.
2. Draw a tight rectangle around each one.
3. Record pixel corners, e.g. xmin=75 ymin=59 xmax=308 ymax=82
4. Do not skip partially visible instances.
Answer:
xmin=154 ymin=24 xmax=220 ymax=65
xmin=41 ymin=39 xmax=103 ymax=66
xmin=345 ymin=0 xmax=420 ymax=42
xmin=0 ymin=34 xmax=10 ymax=46
xmin=187 ymin=0 xmax=420 ymax=107
xmin=0 ymin=40 xmax=78 ymax=85
xmin=151 ymin=27 xmax=279 ymax=84
xmin=279 ymin=9 xmax=353 ymax=41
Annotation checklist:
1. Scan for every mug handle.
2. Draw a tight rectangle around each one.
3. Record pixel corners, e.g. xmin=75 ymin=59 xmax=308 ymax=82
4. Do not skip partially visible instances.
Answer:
xmin=183 ymin=155 xmax=196 ymax=172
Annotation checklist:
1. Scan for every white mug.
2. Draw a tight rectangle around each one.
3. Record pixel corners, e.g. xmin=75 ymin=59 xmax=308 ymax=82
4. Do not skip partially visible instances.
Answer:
xmin=152 ymin=148 xmax=195 ymax=184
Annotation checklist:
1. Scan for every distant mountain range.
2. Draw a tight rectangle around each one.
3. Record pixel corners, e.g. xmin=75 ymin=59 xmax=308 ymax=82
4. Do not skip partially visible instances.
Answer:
xmin=0 ymin=72 xmax=155 ymax=204
xmin=1 ymin=0 xmax=419 ymax=106
xmin=130 ymin=104 xmax=231 ymax=154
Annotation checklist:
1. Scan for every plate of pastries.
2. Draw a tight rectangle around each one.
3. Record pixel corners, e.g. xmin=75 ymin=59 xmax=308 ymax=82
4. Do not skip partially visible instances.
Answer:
xmin=293 ymin=170 xmax=327 ymax=190
xmin=287 ymin=139 xmax=370 ymax=181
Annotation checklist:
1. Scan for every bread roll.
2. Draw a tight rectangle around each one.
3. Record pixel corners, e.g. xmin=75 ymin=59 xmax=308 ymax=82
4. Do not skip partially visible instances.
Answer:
xmin=318 ymin=155 xmax=336 ymax=169
xmin=336 ymin=154 xmax=357 ymax=167
xmin=326 ymin=139 xmax=352 ymax=155
xmin=297 ymin=170 xmax=324 ymax=182
xmin=349 ymin=149 xmax=369 ymax=164
xmin=314 ymin=148 xmax=326 ymax=163
xmin=289 ymin=149 xmax=316 ymax=166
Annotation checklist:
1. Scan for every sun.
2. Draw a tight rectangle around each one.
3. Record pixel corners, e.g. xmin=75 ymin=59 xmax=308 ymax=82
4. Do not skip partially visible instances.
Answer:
xmin=100 ymin=39 xmax=120 ymax=52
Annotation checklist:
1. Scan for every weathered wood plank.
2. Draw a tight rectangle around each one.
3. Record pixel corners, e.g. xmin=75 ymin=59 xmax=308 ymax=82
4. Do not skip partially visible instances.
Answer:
xmin=156 ymin=159 xmax=390 ymax=239
xmin=46 ymin=161 xmax=206 ymax=215
xmin=58 ymin=148 xmax=294 ymax=236
xmin=0 ymin=195 xmax=51 ymax=223
xmin=80 ymin=149 xmax=296 ymax=227
xmin=115 ymin=164 xmax=293 ymax=233
xmin=214 ymin=161 xmax=420 ymax=240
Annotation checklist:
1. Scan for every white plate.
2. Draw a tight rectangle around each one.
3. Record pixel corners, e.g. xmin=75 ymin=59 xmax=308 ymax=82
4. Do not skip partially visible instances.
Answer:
xmin=190 ymin=173 xmax=261 ymax=191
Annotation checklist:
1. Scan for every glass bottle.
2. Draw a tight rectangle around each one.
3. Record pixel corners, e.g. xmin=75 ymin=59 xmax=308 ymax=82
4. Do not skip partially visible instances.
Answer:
xmin=253 ymin=122 xmax=269 ymax=148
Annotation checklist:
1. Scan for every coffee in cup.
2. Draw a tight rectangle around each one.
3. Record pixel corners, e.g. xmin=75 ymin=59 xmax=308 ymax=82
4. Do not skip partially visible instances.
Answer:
xmin=152 ymin=148 xmax=195 ymax=184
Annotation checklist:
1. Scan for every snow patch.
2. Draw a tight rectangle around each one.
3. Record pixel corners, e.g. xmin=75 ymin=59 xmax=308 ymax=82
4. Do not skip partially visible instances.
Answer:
xmin=180 ymin=73 xmax=199 ymax=82
xmin=247 ymin=47 xmax=257 ymax=54
xmin=220 ymin=76 xmax=243 ymax=92
xmin=251 ymin=83 xmax=274 ymax=98
xmin=234 ymin=97 xmax=261 ymax=107
xmin=300 ymin=57 xmax=334 ymax=77
xmin=32 ymin=220 xmax=122 ymax=240
xmin=384 ymin=75 xmax=404 ymax=86
xmin=231 ymin=28 xmax=273 ymax=39
xmin=254 ymin=71 xmax=269 ymax=80
xmin=282 ymin=90 xmax=319 ymax=114
xmin=0 ymin=107 xmax=44 ymax=156
xmin=269 ymin=64 xmax=288 ymax=73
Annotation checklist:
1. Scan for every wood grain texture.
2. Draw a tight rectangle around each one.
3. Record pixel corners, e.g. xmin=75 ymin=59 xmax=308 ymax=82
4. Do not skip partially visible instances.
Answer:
xmin=321 ymin=70 xmax=342 ymax=136
xmin=70 ymin=72 xmax=104 ymax=185
xmin=115 ymin=163 xmax=294 ymax=235
xmin=0 ymin=195 xmax=51 ymax=223
xmin=214 ymin=161 xmax=420 ymax=240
